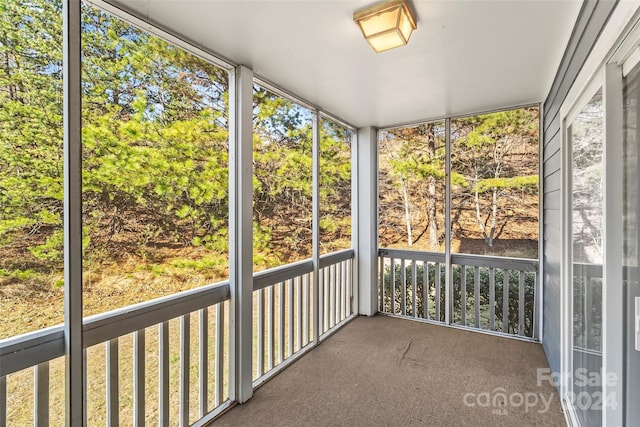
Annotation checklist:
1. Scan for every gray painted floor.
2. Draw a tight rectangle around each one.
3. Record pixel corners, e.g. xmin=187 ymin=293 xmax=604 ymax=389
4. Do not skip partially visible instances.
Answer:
xmin=213 ymin=315 xmax=566 ymax=426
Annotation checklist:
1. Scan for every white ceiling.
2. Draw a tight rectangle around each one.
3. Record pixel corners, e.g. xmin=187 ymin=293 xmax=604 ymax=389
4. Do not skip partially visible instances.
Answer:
xmin=110 ymin=0 xmax=583 ymax=128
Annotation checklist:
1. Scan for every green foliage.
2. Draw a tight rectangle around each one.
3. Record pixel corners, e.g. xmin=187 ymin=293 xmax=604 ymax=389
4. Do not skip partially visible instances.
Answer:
xmin=13 ymin=269 xmax=39 ymax=281
xmin=1 ymin=0 xmax=353 ymax=289
xmin=0 ymin=0 xmax=64 ymax=275
xmin=252 ymin=86 xmax=314 ymax=265
xmin=450 ymin=107 xmax=539 ymax=246
xmin=169 ymin=257 xmax=225 ymax=271
xmin=385 ymin=123 xmax=446 ymax=182
xmin=474 ymin=175 xmax=539 ymax=193
xmin=379 ymin=108 xmax=539 ymax=250
xmin=451 ymin=108 xmax=539 ymax=186
xmin=319 ymin=216 xmax=339 ymax=233
xmin=0 ymin=267 xmax=41 ymax=282
xmin=319 ymin=119 xmax=352 ymax=251
xmin=0 ymin=1 xmax=232 ymax=284
xmin=29 ymin=229 xmax=63 ymax=263
xmin=378 ymin=123 xmax=447 ymax=250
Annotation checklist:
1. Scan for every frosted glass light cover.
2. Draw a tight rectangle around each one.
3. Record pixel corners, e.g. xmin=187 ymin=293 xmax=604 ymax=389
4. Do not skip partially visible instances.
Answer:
xmin=354 ymin=0 xmax=416 ymax=53
xmin=358 ymin=7 xmax=400 ymax=38
xmin=368 ymin=30 xmax=405 ymax=53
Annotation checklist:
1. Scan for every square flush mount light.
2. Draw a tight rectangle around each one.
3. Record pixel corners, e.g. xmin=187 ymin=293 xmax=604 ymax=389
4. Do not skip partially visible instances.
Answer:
xmin=353 ymin=0 xmax=417 ymax=53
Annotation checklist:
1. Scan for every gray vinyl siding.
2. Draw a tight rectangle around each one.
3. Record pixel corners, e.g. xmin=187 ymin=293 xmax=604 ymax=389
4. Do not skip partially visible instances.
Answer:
xmin=541 ymin=0 xmax=618 ymax=378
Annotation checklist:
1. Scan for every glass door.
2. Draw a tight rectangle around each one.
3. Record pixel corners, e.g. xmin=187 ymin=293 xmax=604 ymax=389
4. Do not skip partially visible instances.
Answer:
xmin=561 ymin=10 xmax=640 ymax=426
xmin=566 ymin=87 xmax=605 ymax=427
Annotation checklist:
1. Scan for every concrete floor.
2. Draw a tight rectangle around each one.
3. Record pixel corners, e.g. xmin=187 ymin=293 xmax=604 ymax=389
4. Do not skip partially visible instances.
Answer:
xmin=212 ymin=315 xmax=566 ymax=427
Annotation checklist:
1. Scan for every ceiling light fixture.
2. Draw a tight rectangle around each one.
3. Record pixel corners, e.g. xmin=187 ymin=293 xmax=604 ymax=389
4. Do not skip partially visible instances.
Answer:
xmin=353 ymin=0 xmax=417 ymax=53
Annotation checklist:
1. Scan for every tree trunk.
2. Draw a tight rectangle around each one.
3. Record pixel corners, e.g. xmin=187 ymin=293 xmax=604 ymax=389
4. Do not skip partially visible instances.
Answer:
xmin=427 ymin=175 xmax=437 ymax=249
xmin=400 ymin=176 xmax=413 ymax=246
xmin=426 ymin=124 xmax=438 ymax=250
xmin=474 ymin=171 xmax=490 ymax=247
xmin=488 ymin=188 xmax=498 ymax=247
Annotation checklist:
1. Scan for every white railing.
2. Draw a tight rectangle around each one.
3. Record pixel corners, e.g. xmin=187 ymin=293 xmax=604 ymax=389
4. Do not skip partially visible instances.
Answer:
xmin=252 ymin=249 xmax=354 ymax=386
xmin=378 ymin=248 xmax=539 ymax=340
xmin=253 ymin=259 xmax=313 ymax=385
xmin=319 ymin=250 xmax=354 ymax=337
xmin=0 ymin=282 xmax=231 ymax=427
xmin=0 ymin=249 xmax=356 ymax=425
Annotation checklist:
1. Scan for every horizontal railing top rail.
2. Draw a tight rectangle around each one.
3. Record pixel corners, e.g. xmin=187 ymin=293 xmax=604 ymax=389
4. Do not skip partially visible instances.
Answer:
xmin=451 ymin=253 xmax=538 ymax=272
xmin=378 ymin=248 xmax=446 ymax=263
xmin=0 ymin=280 xmax=230 ymax=377
xmin=253 ymin=249 xmax=354 ymax=291
xmin=379 ymin=248 xmax=538 ymax=272
xmin=319 ymin=248 xmax=354 ymax=269
xmin=0 ymin=324 xmax=64 ymax=378
xmin=253 ymin=259 xmax=313 ymax=292
xmin=1 ymin=248 xmax=356 ymax=379
xmin=84 ymin=280 xmax=230 ymax=348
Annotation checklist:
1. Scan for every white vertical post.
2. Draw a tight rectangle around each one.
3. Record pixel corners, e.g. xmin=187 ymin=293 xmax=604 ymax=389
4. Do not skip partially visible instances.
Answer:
xmin=445 ymin=118 xmax=452 ymax=325
xmin=603 ymin=62 xmax=624 ymax=427
xmin=198 ymin=309 xmax=208 ymax=417
xmin=63 ymin=0 xmax=84 ymax=425
xmin=351 ymin=129 xmax=359 ymax=315
xmin=312 ymin=112 xmax=321 ymax=342
xmin=158 ymin=322 xmax=169 ymax=426
xmin=106 ymin=339 xmax=119 ymax=427
xmin=357 ymin=127 xmax=378 ymax=316
xmin=179 ymin=314 xmax=190 ymax=427
xmin=34 ymin=363 xmax=50 ymax=427
xmin=0 ymin=376 xmax=6 ymax=427
xmin=229 ymin=65 xmax=254 ymax=403
xmin=214 ymin=304 xmax=224 ymax=406
xmin=536 ymin=103 xmax=544 ymax=341
xmin=133 ymin=330 xmax=145 ymax=427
